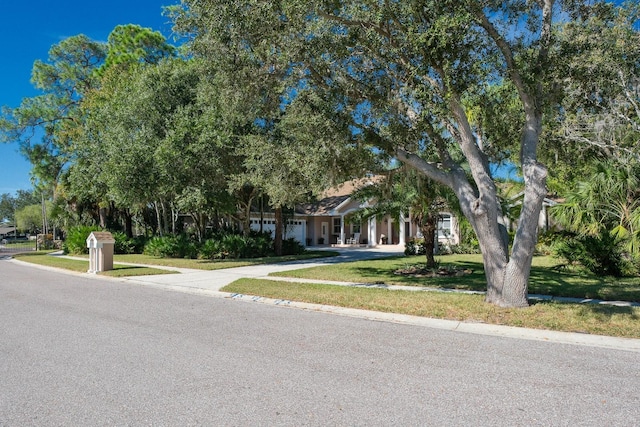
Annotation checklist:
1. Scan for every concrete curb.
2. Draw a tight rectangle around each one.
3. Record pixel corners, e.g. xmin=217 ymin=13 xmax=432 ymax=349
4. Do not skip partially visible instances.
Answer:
xmin=223 ymin=292 xmax=640 ymax=353
xmin=7 ymin=256 xmax=640 ymax=353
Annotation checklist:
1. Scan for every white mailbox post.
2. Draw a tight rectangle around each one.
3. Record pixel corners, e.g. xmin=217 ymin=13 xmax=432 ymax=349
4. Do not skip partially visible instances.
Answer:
xmin=86 ymin=231 xmax=115 ymax=274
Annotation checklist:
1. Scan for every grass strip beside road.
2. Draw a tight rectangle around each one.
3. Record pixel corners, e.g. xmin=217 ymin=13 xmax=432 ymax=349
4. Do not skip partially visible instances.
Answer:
xmin=272 ymin=254 xmax=640 ymax=303
xmin=223 ymin=279 xmax=640 ymax=339
xmin=90 ymin=250 xmax=339 ymax=270
xmin=14 ymin=253 xmax=176 ymax=277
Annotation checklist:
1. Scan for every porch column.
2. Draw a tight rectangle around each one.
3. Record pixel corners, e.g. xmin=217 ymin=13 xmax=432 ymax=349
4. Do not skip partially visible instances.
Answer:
xmin=367 ymin=216 xmax=377 ymax=247
xmin=340 ymin=214 xmax=346 ymax=244
xmin=398 ymin=212 xmax=406 ymax=246
xmin=387 ymin=217 xmax=392 ymax=245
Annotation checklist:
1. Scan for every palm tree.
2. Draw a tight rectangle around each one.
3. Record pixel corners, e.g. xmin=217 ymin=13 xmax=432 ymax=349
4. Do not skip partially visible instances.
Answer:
xmin=350 ymin=168 xmax=458 ymax=268
xmin=553 ymin=158 xmax=640 ymax=259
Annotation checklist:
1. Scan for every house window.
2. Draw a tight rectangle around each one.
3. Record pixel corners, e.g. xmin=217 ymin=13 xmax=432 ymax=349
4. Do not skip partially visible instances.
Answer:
xmin=333 ymin=218 xmax=341 ymax=234
xmin=438 ymin=214 xmax=452 ymax=239
xmin=352 ymin=223 xmax=361 ymax=234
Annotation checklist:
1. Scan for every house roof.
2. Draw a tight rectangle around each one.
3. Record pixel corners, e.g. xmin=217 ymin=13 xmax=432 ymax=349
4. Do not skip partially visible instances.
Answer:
xmin=86 ymin=231 xmax=115 ymax=243
xmin=297 ymin=177 xmax=382 ymax=216
xmin=0 ymin=226 xmax=16 ymax=235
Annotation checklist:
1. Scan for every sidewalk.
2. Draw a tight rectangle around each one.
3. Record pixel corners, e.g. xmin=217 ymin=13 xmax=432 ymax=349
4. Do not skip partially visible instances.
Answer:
xmin=13 ymin=246 xmax=640 ymax=352
xmin=108 ymin=246 xmax=640 ymax=308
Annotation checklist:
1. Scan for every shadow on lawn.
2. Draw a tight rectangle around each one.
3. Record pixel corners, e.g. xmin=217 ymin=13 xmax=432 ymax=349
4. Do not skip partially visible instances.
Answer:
xmin=355 ymin=260 xmax=488 ymax=291
xmin=529 ymin=266 xmax=640 ymax=302
xmin=349 ymin=255 xmax=640 ymax=302
xmin=582 ymin=304 xmax=640 ymax=320
xmin=531 ymin=299 xmax=639 ymax=320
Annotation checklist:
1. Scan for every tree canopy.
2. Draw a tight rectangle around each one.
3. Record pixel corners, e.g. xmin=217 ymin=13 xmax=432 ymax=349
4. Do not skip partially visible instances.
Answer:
xmin=170 ymin=0 xmax=581 ymax=306
xmin=1 ymin=3 xmax=638 ymax=306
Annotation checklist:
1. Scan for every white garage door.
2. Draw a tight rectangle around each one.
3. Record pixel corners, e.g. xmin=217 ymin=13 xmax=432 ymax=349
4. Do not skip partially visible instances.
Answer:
xmin=250 ymin=219 xmax=306 ymax=245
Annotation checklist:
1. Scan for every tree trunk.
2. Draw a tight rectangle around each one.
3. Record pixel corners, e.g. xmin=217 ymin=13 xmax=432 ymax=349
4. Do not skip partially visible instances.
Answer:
xmin=171 ymin=204 xmax=178 ymax=235
xmin=274 ymin=206 xmax=283 ymax=256
xmin=99 ymin=206 xmax=107 ymax=229
xmin=420 ymin=216 xmax=438 ymax=268
xmin=154 ymin=202 xmax=163 ymax=236
xmin=124 ymin=209 xmax=133 ymax=238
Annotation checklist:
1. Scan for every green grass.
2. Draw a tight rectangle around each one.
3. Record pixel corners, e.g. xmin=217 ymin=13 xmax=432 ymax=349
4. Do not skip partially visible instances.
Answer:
xmin=223 ymin=279 xmax=640 ymax=338
xmin=272 ymin=254 xmax=640 ymax=303
xmin=13 ymin=249 xmax=339 ymax=276
xmin=1 ymin=240 xmax=37 ymax=249
xmin=14 ymin=253 xmax=176 ymax=277
xmin=77 ymin=250 xmax=339 ymax=270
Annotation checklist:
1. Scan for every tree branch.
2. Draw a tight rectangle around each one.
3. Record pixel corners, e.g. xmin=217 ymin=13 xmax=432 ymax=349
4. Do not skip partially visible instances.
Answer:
xmin=395 ymin=146 xmax=454 ymax=188
xmin=471 ymin=6 xmax=536 ymax=117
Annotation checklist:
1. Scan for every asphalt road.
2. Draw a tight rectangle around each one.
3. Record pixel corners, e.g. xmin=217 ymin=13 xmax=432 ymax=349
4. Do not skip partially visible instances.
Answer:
xmin=1 ymin=259 xmax=639 ymax=426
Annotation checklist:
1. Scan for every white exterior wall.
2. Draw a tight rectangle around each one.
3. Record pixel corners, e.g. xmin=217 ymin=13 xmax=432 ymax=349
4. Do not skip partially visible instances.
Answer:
xmin=249 ymin=218 xmax=306 ymax=245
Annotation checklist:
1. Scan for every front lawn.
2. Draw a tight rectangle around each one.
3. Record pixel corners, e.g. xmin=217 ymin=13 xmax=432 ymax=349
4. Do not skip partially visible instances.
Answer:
xmin=83 ymin=250 xmax=339 ymax=270
xmin=13 ymin=253 xmax=176 ymax=277
xmin=271 ymin=254 xmax=640 ymax=303
xmin=222 ymin=278 xmax=640 ymax=338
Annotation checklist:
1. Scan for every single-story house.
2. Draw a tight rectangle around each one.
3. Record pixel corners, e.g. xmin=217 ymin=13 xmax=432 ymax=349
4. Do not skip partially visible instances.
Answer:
xmin=0 ymin=225 xmax=17 ymax=239
xmin=250 ymin=178 xmax=460 ymax=248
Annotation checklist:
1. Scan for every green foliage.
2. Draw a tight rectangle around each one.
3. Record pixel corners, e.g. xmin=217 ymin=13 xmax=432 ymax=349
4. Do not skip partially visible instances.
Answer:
xmin=143 ymin=235 xmax=199 ymax=259
xmin=198 ymin=239 xmax=226 ymax=260
xmin=219 ymin=234 xmax=249 ymax=259
xmin=404 ymin=239 xmax=426 ymax=256
xmin=63 ymin=225 xmax=101 ymax=255
xmin=112 ymin=232 xmax=146 ymax=255
xmin=1 ymin=190 xmax=41 ymax=222
xmin=552 ymin=159 xmax=640 ymax=260
xmin=143 ymin=230 xmax=303 ymax=260
xmin=15 ymin=202 xmax=54 ymax=234
xmin=217 ymin=231 xmax=275 ymax=259
xmin=440 ymin=244 xmax=482 ymax=255
xmin=98 ymin=24 xmax=176 ymax=75
xmin=247 ymin=230 xmax=275 ymax=257
xmin=404 ymin=237 xmax=480 ymax=256
xmin=282 ymin=237 xmax=305 ymax=256
xmin=1 ymin=35 xmax=107 ymax=190
xmin=0 ymin=193 xmax=15 ymax=222
xmin=545 ymin=4 xmax=640 ymax=170
xmin=457 ymin=217 xmax=479 ymax=248
xmin=552 ymin=231 xmax=634 ymax=277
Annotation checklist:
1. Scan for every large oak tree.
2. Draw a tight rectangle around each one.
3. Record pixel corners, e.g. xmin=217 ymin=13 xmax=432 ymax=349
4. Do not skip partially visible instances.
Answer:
xmin=170 ymin=0 xmax=612 ymax=307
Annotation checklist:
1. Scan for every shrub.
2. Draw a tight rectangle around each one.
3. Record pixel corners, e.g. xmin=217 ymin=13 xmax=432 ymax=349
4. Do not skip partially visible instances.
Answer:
xmin=552 ymin=231 xmax=632 ymax=277
xmin=130 ymin=235 xmax=148 ymax=254
xmin=144 ymin=235 xmax=198 ymax=259
xmin=441 ymin=243 xmax=481 ymax=255
xmin=112 ymin=232 xmax=136 ymax=254
xmin=220 ymin=234 xmax=248 ymax=259
xmin=404 ymin=240 xmax=416 ymax=256
xmin=198 ymin=230 xmax=275 ymax=259
xmin=404 ymin=238 xmax=426 ymax=256
xmin=248 ymin=230 xmax=274 ymax=257
xmin=282 ymin=237 xmax=305 ymax=255
xmin=63 ymin=225 xmax=101 ymax=255
xmin=199 ymin=239 xmax=226 ymax=260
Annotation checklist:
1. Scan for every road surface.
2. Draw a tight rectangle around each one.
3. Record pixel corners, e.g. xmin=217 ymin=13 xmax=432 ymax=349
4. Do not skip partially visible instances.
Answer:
xmin=1 ymin=259 xmax=639 ymax=426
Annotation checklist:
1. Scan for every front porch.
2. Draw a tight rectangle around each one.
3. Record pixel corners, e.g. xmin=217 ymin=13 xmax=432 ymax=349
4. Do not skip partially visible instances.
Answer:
xmin=306 ymin=214 xmax=407 ymax=248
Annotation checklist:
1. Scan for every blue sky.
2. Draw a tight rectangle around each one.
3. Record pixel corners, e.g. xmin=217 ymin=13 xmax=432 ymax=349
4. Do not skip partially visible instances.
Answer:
xmin=0 ymin=0 xmax=176 ymax=196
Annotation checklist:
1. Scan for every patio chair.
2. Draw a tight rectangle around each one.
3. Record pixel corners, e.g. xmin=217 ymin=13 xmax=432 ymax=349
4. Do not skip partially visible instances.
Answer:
xmin=347 ymin=232 xmax=361 ymax=245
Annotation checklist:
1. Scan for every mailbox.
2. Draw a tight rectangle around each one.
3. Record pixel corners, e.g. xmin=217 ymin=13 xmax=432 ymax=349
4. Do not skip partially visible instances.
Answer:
xmin=86 ymin=231 xmax=115 ymax=273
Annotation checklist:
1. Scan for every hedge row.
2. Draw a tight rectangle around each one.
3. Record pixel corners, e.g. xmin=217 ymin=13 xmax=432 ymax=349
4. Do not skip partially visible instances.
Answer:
xmin=63 ymin=226 xmax=305 ymax=259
